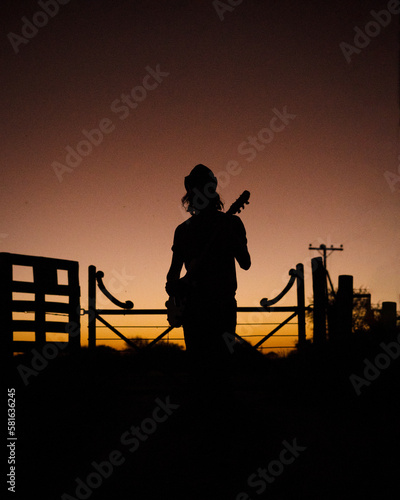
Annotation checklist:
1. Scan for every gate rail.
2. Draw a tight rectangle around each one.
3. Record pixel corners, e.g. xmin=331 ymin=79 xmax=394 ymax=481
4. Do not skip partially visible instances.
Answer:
xmin=85 ymin=263 xmax=309 ymax=352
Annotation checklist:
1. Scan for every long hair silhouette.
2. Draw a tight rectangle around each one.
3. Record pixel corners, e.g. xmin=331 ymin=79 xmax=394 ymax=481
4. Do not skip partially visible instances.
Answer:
xmin=181 ymin=164 xmax=224 ymax=214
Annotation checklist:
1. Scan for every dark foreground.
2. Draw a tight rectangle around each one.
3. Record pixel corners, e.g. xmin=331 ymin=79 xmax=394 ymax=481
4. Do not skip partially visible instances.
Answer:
xmin=7 ymin=336 xmax=400 ymax=500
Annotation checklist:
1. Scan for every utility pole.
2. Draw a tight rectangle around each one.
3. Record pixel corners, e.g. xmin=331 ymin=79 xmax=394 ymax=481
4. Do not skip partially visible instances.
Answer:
xmin=309 ymin=243 xmax=343 ymax=294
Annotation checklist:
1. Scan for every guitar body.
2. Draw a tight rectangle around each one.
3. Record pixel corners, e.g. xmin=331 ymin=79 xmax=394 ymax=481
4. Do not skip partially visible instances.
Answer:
xmin=166 ymin=190 xmax=250 ymax=327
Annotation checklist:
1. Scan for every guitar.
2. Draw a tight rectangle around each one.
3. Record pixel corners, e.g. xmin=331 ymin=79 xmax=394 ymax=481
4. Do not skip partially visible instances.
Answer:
xmin=166 ymin=190 xmax=250 ymax=327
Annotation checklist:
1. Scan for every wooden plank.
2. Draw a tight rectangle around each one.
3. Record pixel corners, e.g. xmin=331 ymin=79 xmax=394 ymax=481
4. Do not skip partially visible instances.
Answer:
xmin=11 ymin=320 xmax=36 ymax=331
xmin=10 ymin=282 xmax=37 ymax=293
xmin=12 ymin=320 xmax=70 ymax=333
xmin=1 ymin=252 xmax=79 ymax=268
xmin=11 ymin=282 xmax=78 ymax=294
xmin=12 ymin=340 xmax=40 ymax=352
xmin=45 ymin=321 xmax=71 ymax=333
xmin=13 ymin=340 xmax=69 ymax=352
xmin=43 ymin=302 xmax=71 ymax=313
xmin=11 ymin=301 xmax=71 ymax=313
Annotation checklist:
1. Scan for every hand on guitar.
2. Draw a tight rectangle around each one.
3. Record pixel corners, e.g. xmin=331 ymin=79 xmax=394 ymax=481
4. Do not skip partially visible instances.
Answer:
xmin=165 ymin=275 xmax=191 ymax=297
xmin=165 ymin=276 xmax=191 ymax=327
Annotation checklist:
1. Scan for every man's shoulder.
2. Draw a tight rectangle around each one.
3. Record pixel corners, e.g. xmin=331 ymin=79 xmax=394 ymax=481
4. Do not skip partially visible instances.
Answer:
xmin=221 ymin=212 xmax=244 ymax=226
xmin=216 ymin=211 xmax=238 ymax=220
xmin=174 ymin=211 xmax=243 ymax=229
xmin=174 ymin=216 xmax=194 ymax=235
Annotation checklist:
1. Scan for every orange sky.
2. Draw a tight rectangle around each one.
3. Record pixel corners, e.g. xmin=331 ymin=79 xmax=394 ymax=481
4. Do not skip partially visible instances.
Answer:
xmin=2 ymin=0 xmax=399 ymax=350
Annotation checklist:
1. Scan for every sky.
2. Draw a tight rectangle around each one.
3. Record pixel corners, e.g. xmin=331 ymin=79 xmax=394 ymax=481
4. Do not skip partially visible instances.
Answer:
xmin=1 ymin=0 xmax=399 ymax=350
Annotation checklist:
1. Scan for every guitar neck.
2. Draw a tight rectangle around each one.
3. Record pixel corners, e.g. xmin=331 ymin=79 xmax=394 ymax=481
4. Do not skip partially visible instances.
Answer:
xmin=226 ymin=190 xmax=250 ymax=216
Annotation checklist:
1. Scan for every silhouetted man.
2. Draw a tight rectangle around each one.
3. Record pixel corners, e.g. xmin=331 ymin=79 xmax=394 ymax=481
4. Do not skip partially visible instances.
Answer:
xmin=166 ymin=164 xmax=251 ymax=377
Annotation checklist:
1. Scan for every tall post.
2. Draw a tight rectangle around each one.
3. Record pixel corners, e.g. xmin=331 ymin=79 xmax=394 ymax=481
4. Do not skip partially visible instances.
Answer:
xmin=34 ymin=261 xmax=47 ymax=348
xmin=88 ymin=265 xmax=96 ymax=350
xmin=67 ymin=261 xmax=81 ymax=351
xmin=296 ymin=263 xmax=306 ymax=347
xmin=382 ymin=302 xmax=397 ymax=336
xmin=0 ymin=253 xmax=13 ymax=357
xmin=336 ymin=275 xmax=353 ymax=339
xmin=312 ymin=257 xmax=327 ymax=345
xmin=309 ymin=243 xmax=343 ymax=294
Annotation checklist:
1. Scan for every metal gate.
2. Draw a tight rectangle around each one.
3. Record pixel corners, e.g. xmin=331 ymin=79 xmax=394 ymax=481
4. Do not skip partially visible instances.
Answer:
xmin=84 ymin=263 xmax=308 ymax=353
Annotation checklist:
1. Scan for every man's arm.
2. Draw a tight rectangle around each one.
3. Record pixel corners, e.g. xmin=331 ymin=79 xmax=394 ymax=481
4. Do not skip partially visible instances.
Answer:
xmin=166 ymin=253 xmax=184 ymax=287
xmin=232 ymin=216 xmax=251 ymax=270
xmin=235 ymin=242 xmax=251 ymax=270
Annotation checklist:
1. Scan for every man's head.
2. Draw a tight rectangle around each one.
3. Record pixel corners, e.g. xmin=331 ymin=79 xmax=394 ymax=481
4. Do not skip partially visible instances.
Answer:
xmin=182 ymin=164 xmax=223 ymax=214
xmin=184 ymin=164 xmax=217 ymax=194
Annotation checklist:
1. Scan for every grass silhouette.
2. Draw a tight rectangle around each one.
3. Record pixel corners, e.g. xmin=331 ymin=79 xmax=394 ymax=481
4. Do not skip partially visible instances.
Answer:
xmin=9 ymin=327 xmax=400 ymax=500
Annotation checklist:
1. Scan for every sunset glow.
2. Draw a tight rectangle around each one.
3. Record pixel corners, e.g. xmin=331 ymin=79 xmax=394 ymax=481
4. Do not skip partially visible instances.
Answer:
xmin=2 ymin=0 xmax=399 ymax=351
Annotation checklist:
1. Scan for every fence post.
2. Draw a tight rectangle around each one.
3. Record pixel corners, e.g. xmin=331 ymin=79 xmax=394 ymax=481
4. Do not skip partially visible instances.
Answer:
xmin=382 ymin=301 xmax=397 ymax=335
xmin=0 ymin=253 xmax=13 ymax=356
xmin=68 ymin=260 xmax=81 ymax=351
xmin=336 ymin=275 xmax=353 ymax=339
xmin=88 ymin=265 xmax=96 ymax=350
xmin=312 ymin=257 xmax=326 ymax=344
xmin=34 ymin=261 xmax=47 ymax=348
xmin=296 ymin=263 xmax=306 ymax=347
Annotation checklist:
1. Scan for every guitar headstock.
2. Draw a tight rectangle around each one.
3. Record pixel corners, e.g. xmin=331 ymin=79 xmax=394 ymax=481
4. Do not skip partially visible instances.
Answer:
xmin=226 ymin=190 xmax=250 ymax=215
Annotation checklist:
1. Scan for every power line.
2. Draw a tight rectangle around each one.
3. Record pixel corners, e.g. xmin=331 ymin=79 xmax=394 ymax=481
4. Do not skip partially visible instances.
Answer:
xmin=309 ymin=243 xmax=343 ymax=294
xmin=308 ymin=243 xmax=343 ymax=270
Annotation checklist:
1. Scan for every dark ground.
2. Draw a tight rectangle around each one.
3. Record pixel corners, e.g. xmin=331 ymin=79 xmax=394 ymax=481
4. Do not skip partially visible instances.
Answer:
xmin=7 ymin=334 xmax=400 ymax=500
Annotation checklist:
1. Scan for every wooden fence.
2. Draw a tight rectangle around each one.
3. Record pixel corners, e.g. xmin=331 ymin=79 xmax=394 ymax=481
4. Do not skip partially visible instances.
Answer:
xmin=1 ymin=252 xmax=80 ymax=354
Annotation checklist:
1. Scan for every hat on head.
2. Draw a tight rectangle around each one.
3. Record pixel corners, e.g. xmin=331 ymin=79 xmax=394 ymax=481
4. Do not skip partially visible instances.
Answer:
xmin=184 ymin=164 xmax=217 ymax=193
